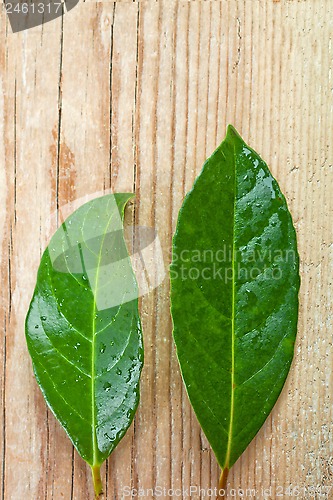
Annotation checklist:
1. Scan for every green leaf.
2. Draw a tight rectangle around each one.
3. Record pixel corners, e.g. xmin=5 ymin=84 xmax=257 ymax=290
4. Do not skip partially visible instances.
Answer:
xmin=25 ymin=193 xmax=143 ymax=496
xmin=170 ymin=126 xmax=300 ymax=487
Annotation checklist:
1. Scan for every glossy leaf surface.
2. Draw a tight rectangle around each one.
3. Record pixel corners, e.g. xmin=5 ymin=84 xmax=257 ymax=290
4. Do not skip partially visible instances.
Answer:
xmin=170 ymin=126 xmax=300 ymax=476
xmin=26 ymin=194 xmax=143 ymax=487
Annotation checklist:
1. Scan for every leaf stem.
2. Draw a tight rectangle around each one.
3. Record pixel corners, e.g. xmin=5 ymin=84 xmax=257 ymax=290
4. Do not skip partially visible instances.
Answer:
xmin=91 ymin=465 xmax=103 ymax=498
xmin=217 ymin=468 xmax=229 ymax=499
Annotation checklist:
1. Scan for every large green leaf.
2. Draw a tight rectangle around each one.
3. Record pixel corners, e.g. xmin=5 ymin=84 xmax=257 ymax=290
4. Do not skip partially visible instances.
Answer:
xmin=170 ymin=126 xmax=300 ymax=488
xmin=26 ymin=193 xmax=143 ymax=496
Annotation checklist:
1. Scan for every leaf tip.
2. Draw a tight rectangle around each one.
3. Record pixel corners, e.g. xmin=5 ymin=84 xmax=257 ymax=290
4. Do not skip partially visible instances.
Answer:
xmin=226 ymin=124 xmax=241 ymax=140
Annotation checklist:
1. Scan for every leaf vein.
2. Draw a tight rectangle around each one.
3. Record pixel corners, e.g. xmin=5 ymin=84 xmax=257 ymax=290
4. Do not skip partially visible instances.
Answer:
xmin=232 ymin=361 xmax=291 ymax=444
xmin=187 ymin=376 xmax=229 ymax=438
xmin=195 ymin=283 xmax=231 ymax=323
xmin=236 ymin=330 xmax=290 ymax=389
xmin=184 ymin=328 xmax=231 ymax=377
xmin=95 ymin=292 xmax=127 ymax=336
xmin=239 ymin=291 xmax=288 ymax=340
xmin=29 ymin=343 xmax=92 ymax=426
xmin=37 ymin=300 xmax=91 ymax=379
xmin=95 ymin=330 xmax=132 ymax=379
xmin=61 ymin=222 xmax=87 ymax=289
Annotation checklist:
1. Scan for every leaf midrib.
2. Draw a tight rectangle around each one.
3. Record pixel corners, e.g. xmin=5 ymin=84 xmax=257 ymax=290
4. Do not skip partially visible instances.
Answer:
xmin=224 ymin=144 xmax=237 ymax=470
xmin=82 ymin=208 xmax=114 ymax=467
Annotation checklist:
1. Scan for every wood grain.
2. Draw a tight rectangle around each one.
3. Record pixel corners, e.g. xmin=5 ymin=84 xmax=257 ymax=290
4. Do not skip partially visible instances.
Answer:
xmin=1 ymin=1 xmax=332 ymax=499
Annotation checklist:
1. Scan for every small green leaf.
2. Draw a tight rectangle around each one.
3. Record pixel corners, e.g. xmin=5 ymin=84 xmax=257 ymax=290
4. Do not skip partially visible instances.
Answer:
xmin=26 ymin=193 xmax=143 ymax=496
xmin=170 ymin=126 xmax=300 ymax=488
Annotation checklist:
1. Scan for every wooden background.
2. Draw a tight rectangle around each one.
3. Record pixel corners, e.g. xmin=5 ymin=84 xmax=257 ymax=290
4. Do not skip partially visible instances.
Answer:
xmin=0 ymin=1 xmax=332 ymax=498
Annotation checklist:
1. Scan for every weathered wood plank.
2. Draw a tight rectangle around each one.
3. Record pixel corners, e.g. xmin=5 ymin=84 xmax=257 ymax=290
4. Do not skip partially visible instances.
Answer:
xmin=1 ymin=13 xmax=65 ymax=500
xmin=0 ymin=1 xmax=332 ymax=499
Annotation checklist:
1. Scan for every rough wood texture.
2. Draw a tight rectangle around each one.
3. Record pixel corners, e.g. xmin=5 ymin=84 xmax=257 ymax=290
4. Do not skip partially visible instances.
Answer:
xmin=1 ymin=1 xmax=332 ymax=498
